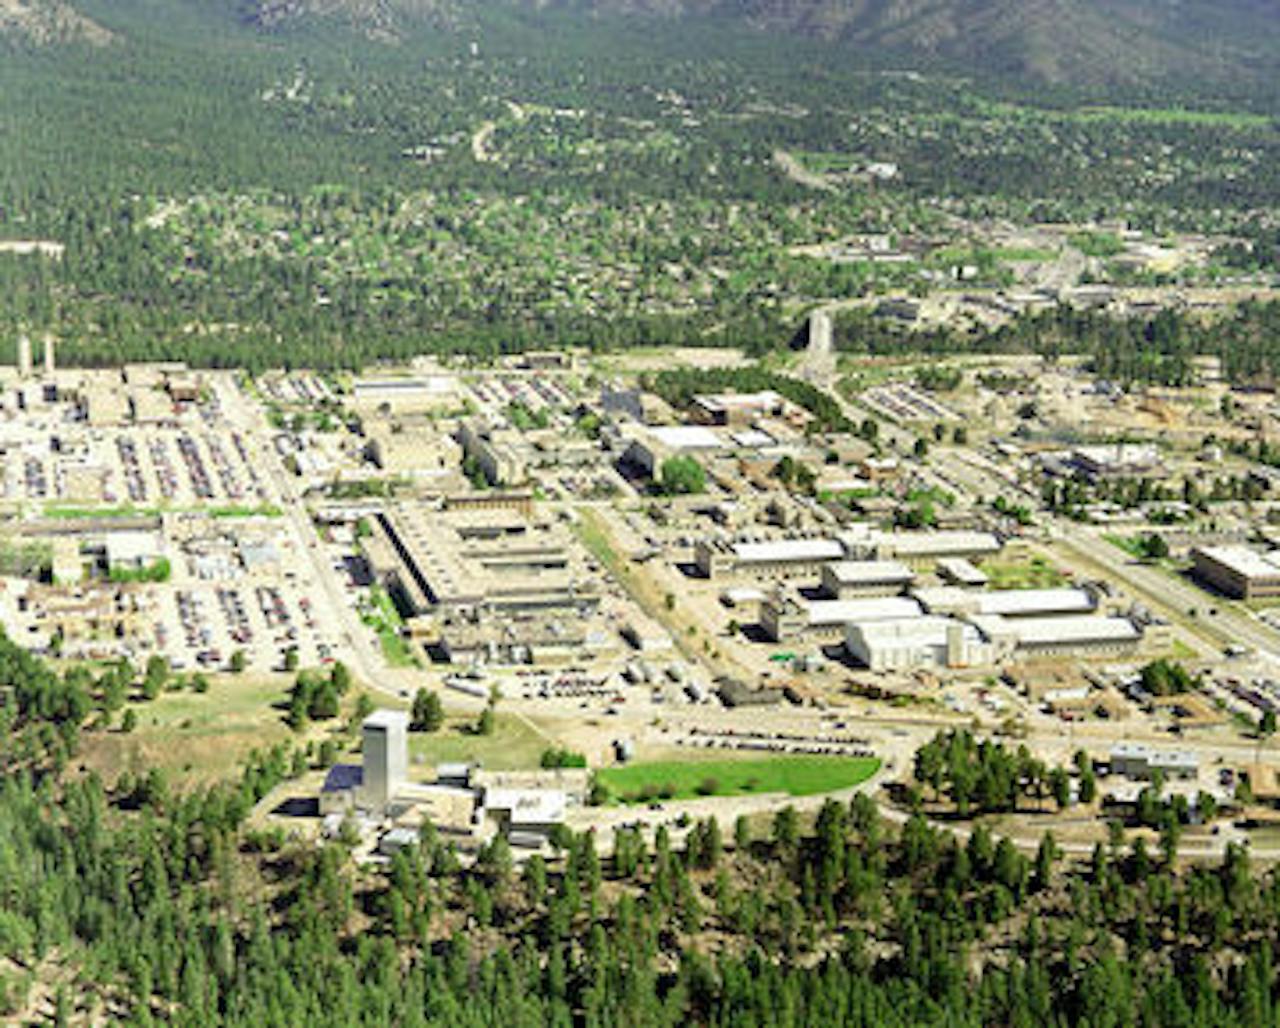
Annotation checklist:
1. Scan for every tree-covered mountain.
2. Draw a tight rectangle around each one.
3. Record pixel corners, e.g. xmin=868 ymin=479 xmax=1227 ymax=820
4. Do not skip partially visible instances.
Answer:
xmin=228 ymin=0 xmax=1280 ymax=89
xmin=4 ymin=0 xmax=1277 ymax=90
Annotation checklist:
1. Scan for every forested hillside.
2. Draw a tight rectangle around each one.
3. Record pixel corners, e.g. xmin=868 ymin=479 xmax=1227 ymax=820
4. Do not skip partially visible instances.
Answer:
xmin=0 ymin=0 xmax=1277 ymax=376
xmin=233 ymin=0 xmax=1280 ymax=91
xmin=8 ymin=632 xmax=1280 ymax=1023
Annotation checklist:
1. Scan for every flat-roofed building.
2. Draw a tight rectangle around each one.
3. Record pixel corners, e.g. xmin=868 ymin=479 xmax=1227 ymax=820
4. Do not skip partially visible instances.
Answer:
xmin=937 ymin=557 xmax=989 ymax=588
xmin=762 ymin=594 xmax=922 ymax=642
xmin=104 ymin=531 xmax=164 ymax=571
xmin=352 ymin=375 xmax=461 ymax=413
xmin=622 ymin=424 xmax=727 ymax=478
xmin=371 ymin=504 xmax=595 ymax=617
xmin=972 ymin=614 xmax=1143 ymax=659
xmin=1110 ymin=743 xmax=1199 ymax=781
xmin=845 ymin=616 xmax=992 ymax=671
xmin=458 ymin=420 xmax=525 ymax=486
xmin=1072 ymin=444 xmax=1162 ymax=481
xmin=820 ymin=559 xmax=915 ymax=599
xmin=867 ymin=530 xmax=1002 ymax=567
xmin=1192 ymin=546 xmax=1280 ymax=599
xmin=692 ymin=390 xmax=785 ymax=426
xmin=481 ymin=787 xmax=566 ymax=843
xmin=913 ymin=586 xmax=1096 ymax=619
xmin=695 ymin=537 xmax=844 ymax=579
xmin=362 ymin=709 xmax=409 ymax=814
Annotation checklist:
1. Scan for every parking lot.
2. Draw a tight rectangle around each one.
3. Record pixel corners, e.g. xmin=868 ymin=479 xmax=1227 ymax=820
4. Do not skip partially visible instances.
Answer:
xmin=0 ymin=426 xmax=267 ymax=506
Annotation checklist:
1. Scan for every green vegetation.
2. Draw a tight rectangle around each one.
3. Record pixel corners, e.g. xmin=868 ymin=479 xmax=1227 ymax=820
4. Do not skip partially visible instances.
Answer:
xmin=410 ymin=688 xmax=444 ymax=733
xmin=981 ymin=556 xmax=1068 ymax=590
xmin=597 ymin=755 xmax=880 ymax=803
xmin=360 ymin=585 xmax=417 ymax=669
xmin=0 ymin=539 xmax=52 ymax=579
xmin=407 ymin=713 xmax=549 ymax=771
xmin=10 ymin=625 xmax=1280 ymax=1024
xmin=912 ymin=729 xmax=1087 ymax=815
xmin=107 ymin=557 xmax=171 ymax=584
xmin=646 ymin=367 xmax=853 ymax=433
xmin=1071 ymin=231 xmax=1127 ymax=257
xmin=540 ymin=747 xmax=589 ymax=769
xmin=659 ymin=455 xmax=707 ymax=496
xmin=1108 ymin=532 xmax=1170 ymax=561
xmin=1139 ymin=658 xmax=1195 ymax=696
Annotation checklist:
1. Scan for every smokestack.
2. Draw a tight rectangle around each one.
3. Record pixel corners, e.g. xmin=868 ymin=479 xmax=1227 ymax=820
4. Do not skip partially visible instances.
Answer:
xmin=17 ymin=335 xmax=31 ymax=379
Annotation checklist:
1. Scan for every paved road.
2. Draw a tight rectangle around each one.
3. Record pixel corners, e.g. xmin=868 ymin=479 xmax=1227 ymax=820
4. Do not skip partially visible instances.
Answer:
xmin=1057 ymin=523 xmax=1280 ymax=655
xmin=222 ymin=378 xmax=399 ymax=695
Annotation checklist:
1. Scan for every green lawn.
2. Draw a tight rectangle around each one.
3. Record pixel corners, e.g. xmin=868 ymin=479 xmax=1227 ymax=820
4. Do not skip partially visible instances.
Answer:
xmin=597 ymin=756 xmax=881 ymax=804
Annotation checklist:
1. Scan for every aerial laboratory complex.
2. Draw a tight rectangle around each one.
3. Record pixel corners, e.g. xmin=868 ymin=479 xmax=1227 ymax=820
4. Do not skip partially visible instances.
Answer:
xmin=5 ymin=0 xmax=1280 ymax=1023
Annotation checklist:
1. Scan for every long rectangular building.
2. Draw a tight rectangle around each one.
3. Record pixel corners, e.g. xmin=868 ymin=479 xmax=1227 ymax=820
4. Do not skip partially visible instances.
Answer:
xmin=695 ymin=537 xmax=844 ymax=579
xmin=970 ymin=614 xmax=1144 ymax=658
xmin=761 ymin=595 xmax=922 ymax=642
xmin=1192 ymin=546 xmax=1280 ymax=599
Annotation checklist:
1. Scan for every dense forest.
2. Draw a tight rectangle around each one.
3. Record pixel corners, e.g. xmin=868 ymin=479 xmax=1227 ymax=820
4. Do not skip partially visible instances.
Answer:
xmin=0 ymin=1 xmax=1277 ymax=377
xmin=7 ymin=634 xmax=1280 ymax=1023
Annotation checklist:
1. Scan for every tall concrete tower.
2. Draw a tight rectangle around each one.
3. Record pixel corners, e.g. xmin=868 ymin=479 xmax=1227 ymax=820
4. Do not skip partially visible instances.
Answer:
xmin=16 ymin=335 xmax=31 ymax=379
xmin=361 ymin=709 xmax=409 ymax=813
xmin=808 ymin=309 xmax=833 ymax=353
xmin=43 ymin=336 xmax=55 ymax=377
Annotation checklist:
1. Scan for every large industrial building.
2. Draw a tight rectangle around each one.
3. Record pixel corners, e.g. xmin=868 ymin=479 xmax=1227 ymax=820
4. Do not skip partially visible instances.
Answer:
xmin=845 ymin=616 xmax=992 ymax=671
xmin=970 ymin=614 xmax=1151 ymax=659
xmin=363 ymin=503 xmax=603 ymax=664
xmin=691 ymin=390 xmax=785 ymax=426
xmin=1191 ymin=546 xmax=1280 ymax=599
xmin=867 ymin=530 xmax=1003 ymax=567
xmin=913 ymin=586 xmax=1097 ymax=619
xmin=761 ymin=595 xmax=923 ymax=643
xmin=696 ymin=537 xmax=845 ymax=579
xmin=696 ymin=529 xmax=1005 ymax=579
xmin=821 ymin=559 xmax=916 ymax=599
xmin=368 ymin=504 xmax=597 ymax=617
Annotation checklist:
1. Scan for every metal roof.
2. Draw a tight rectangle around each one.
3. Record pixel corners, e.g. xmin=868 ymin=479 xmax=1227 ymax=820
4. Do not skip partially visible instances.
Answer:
xmin=808 ymin=596 xmax=923 ymax=626
xmin=1195 ymin=546 xmax=1280 ymax=581
xmin=824 ymin=559 xmax=915 ymax=584
xmin=733 ymin=538 xmax=844 ymax=564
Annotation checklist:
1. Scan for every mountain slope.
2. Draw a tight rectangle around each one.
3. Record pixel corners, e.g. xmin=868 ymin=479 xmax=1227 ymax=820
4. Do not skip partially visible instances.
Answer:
xmin=6 ymin=0 xmax=1279 ymax=93
xmin=0 ymin=0 xmax=112 ymax=45
xmin=234 ymin=0 xmax=1280 ymax=89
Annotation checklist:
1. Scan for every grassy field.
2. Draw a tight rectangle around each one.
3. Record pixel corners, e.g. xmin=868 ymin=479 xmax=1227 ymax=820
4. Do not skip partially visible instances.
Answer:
xmin=797 ymin=151 xmax=855 ymax=174
xmin=362 ymin=584 xmax=419 ymax=668
xmin=980 ymin=557 xmax=1068 ymax=590
xmin=573 ymin=511 xmax=628 ymax=582
xmin=1104 ymin=534 xmax=1145 ymax=558
xmin=78 ymin=675 xmax=298 ymax=788
xmin=976 ymin=98 xmax=1271 ymax=129
xmin=408 ymin=713 xmax=550 ymax=771
xmin=44 ymin=503 xmax=283 ymax=519
xmin=597 ymin=756 xmax=881 ymax=804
